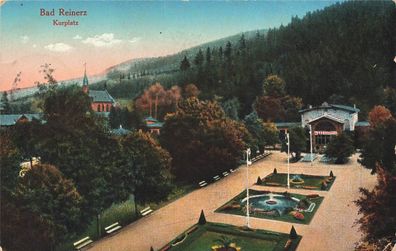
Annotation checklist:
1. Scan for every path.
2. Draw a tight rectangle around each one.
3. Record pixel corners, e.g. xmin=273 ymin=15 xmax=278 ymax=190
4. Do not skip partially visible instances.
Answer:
xmin=87 ymin=152 xmax=376 ymax=251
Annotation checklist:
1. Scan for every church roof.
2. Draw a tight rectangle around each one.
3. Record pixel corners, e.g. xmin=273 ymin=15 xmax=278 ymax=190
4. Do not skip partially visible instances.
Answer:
xmin=89 ymin=90 xmax=115 ymax=103
xmin=299 ymin=103 xmax=359 ymax=114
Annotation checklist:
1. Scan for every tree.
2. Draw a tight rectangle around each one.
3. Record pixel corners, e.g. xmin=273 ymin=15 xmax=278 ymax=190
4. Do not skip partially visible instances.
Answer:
xmin=282 ymin=127 xmax=306 ymax=160
xmin=263 ymin=75 xmax=286 ymax=98
xmin=1 ymin=195 xmax=54 ymax=251
xmin=0 ymin=130 xmax=22 ymax=195
xmin=119 ymin=131 xmax=172 ymax=204
xmin=325 ymin=133 xmax=355 ymax=164
xmin=222 ymin=98 xmax=240 ymax=120
xmin=194 ymin=49 xmax=204 ymax=67
xmin=180 ymin=56 xmax=191 ymax=71
xmin=254 ymin=96 xmax=285 ymax=122
xmin=355 ymin=167 xmax=396 ymax=250
xmin=359 ymin=117 xmax=396 ymax=174
xmin=368 ymin=105 xmax=393 ymax=128
xmin=1 ymin=91 xmax=11 ymax=114
xmin=14 ymin=164 xmax=82 ymax=246
xmin=282 ymin=95 xmax=303 ymax=122
xmin=184 ymin=83 xmax=200 ymax=98
xmin=37 ymin=86 xmax=118 ymax=223
xmin=205 ymin=47 xmax=212 ymax=64
xmin=262 ymin=122 xmax=280 ymax=148
xmin=384 ymin=87 xmax=396 ymax=116
xmin=160 ymin=97 xmax=247 ymax=181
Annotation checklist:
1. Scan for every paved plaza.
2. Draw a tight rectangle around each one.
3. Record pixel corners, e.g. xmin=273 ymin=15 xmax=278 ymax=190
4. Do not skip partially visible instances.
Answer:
xmin=88 ymin=151 xmax=376 ymax=251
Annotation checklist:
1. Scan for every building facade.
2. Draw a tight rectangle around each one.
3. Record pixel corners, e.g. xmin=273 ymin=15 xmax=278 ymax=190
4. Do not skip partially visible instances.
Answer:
xmin=300 ymin=102 xmax=363 ymax=152
xmin=276 ymin=102 xmax=368 ymax=153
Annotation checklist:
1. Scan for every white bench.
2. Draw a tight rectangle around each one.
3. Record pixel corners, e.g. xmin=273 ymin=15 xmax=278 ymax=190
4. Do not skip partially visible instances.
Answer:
xmin=213 ymin=175 xmax=220 ymax=181
xmin=104 ymin=222 xmax=122 ymax=234
xmin=222 ymin=171 xmax=229 ymax=177
xmin=198 ymin=180 xmax=207 ymax=187
xmin=229 ymin=169 xmax=235 ymax=173
xmin=73 ymin=236 xmax=93 ymax=250
xmin=140 ymin=206 xmax=153 ymax=216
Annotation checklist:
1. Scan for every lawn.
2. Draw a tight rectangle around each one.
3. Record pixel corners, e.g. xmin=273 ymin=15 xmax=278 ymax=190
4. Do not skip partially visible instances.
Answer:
xmin=161 ymin=222 xmax=301 ymax=251
xmin=258 ymin=172 xmax=336 ymax=191
xmin=216 ymin=189 xmax=324 ymax=225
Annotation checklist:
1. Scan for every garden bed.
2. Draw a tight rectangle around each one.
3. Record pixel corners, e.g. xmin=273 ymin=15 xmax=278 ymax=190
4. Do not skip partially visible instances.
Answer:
xmin=257 ymin=172 xmax=336 ymax=191
xmin=160 ymin=222 xmax=301 ymax=251
xmin=216 ymin=189 xmax=324 ymax=225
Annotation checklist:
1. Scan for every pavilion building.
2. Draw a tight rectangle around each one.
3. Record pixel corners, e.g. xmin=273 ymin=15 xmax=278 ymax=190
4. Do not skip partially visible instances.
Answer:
xmin=276 ymin=102 xmax=369 ymax=152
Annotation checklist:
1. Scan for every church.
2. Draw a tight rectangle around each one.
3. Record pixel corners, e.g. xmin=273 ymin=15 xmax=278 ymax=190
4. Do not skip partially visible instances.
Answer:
xmin=82 ymin=67 xmax=116 ymax=112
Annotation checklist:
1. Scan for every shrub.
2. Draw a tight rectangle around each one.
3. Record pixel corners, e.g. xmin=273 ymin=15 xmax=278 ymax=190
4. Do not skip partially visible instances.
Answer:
xmin=273 ymin=168 xmax=278 ymax=174
xmin=321 ymin=182 xmax=327 ymax=191
xmin=256 ymin=176 xmax=262 ymax=185
xmin=289 ymin=226 xmax=298 ymax=239
xmin=198 ymin=210 xmax=206 ymax=225
xmin=330 ymin=170 xmax=334 ymax=177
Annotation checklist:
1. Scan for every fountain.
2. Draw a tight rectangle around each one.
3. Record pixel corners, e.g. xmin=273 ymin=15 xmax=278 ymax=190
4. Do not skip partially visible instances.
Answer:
xmin=241 ymin=193 xmax=301 ymax=216
xmin=290 ymin=174 xmax=304 ymax=185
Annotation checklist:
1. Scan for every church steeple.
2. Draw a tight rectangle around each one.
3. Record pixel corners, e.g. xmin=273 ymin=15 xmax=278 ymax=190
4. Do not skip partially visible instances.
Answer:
xmin=82 ymin=63 xmax=89 ymax=93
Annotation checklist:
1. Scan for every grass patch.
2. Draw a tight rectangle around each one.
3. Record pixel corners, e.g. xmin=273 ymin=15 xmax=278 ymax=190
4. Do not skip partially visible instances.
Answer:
xmin=216 ymin=189 xmax=324 ymax=225
xmin=258 ymin=172 xmax=336 ymax=191
xmin=161 ymin=222 xmax=301 ymax=251
xmin=56 ymin=183 xmax=195 ymax=251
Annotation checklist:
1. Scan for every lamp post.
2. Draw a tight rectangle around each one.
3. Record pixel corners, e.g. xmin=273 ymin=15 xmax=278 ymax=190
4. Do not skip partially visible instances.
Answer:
xmin=245 ymin=148 xmax=251 ymax=228
xmin=309 ymin=124 xmax=313 ymax=166
xmin=286 ymin=133 xmax=290 ymax=189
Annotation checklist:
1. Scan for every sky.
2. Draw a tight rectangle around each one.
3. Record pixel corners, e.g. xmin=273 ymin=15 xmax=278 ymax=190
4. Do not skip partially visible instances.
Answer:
xmin=0 ymin=0 xmax=339 ymax=91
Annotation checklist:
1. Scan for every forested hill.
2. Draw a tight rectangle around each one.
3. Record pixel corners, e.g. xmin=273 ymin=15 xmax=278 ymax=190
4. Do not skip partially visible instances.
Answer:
xmin=105 ymin=29 xmax=265 ymax=79
xmin=99 ymin=0 xmax=395 ymax=118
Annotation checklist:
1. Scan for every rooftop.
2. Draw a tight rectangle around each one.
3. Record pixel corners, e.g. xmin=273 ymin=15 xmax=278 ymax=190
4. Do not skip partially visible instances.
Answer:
xmin=89 ymin=90 xmax=116 ymax=103
xmin=299 ymin=103 xmax=360 ymax=114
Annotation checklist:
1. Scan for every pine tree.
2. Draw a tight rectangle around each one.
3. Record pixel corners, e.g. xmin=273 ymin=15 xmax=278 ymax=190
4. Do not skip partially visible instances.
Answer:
xmin=1 ymin=91 xmax=11 ymax=114
xmin=194 ymin=49 xmax=204 ymax=67
xmin=180 ymin=56 xmax=191 ymax=71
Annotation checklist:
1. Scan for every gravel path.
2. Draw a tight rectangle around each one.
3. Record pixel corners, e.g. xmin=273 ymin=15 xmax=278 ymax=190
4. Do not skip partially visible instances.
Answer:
xmin=87 ymin=151 xmax=376 ymax=251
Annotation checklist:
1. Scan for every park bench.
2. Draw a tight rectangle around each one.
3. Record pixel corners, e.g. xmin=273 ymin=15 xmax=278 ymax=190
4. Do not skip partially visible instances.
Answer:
xmin=213 ymin=175 xmax=220 ymax=181
xmin=73 ymin=236 xmax=93 ymax=250
xmin=229 ymin=169 xmax=235 ymax=173
xmin=222 ymin=171 xmax=229 ymax=177
xmin=104 ymin=222 xmax=122 ymax=234
xmin=198 ymin=180 xmax=207 ymax=187
xmin=140 ymin=206 xmax=153 ymax=216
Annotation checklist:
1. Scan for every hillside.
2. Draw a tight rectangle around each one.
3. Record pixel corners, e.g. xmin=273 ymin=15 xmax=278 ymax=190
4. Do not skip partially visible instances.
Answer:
xmin=104 ymin=29 xmax=266 ymax=78
xmin=90 ymin=1 xmax=396 ymax=118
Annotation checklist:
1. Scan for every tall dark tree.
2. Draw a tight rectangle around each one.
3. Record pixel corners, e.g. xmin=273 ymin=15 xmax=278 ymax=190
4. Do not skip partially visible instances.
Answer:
xmin=180 ymin=56 xmax=191 ymax=71
xmin=194 ymin=49 xmax=204 ymax=67
xmin=1 ymin=91 xmax=11 ymax=114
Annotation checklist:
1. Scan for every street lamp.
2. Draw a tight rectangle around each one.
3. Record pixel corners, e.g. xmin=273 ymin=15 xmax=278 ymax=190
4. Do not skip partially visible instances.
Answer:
xmin=309 ymin=124 xmax=313 ymax=166
xmin=245 ymin=148 xmax=251 ymax=228
xmin=286 ymin=133 xmax=290 ymax=189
